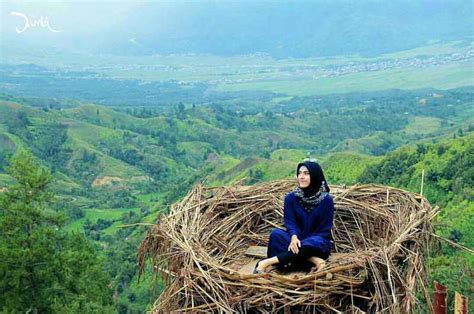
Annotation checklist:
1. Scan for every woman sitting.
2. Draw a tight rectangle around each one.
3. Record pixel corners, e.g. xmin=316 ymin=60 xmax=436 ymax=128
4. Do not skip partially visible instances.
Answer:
xmin=254 ymin=160 xmax=334 ymax=273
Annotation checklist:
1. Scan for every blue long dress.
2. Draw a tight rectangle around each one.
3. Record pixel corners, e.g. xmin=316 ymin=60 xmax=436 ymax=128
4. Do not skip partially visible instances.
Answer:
xmin=267 ymin=191 xmax=334 ymax=259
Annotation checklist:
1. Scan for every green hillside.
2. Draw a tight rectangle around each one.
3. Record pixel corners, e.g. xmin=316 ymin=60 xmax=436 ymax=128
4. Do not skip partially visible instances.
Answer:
xmin=322 ymin=152 xmax=381 ymax=185
xmin=0 ymin=88 xmax=472 ymax=312
xmin=360 ymin=133 xmax=473 ymax=207
xmin=359 ymin=133 xmax=473 ymax=311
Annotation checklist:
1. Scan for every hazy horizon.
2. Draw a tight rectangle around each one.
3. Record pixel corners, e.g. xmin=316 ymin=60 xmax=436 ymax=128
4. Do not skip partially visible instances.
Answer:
xmin=1 ymin=0 xmax=473 ymax=61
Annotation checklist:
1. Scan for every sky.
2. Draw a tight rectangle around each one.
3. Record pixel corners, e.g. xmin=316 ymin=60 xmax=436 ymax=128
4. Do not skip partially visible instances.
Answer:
xmin=1 ymin=1 xmax=142 ymax=49
xmin=1 ymin=0 xmax=473 ymax=59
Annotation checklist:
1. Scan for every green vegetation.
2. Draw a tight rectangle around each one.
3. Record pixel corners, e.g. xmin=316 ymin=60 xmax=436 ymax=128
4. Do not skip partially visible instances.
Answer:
xmin=360 ymin=134 xmax=473 ymax=207
xmin=0 ymin=85 xmax=472 ymax=312
xmin=404 ymin=116 xmax=442 ymax=136
xmin=270 ymin=149 xmax=309 ymax=163
xmin=0 ymin=150 xmax=113 ymax=312
xmin=65 ymin=207 xmax=142 ymax=235
xmin=322 ymin=152 xmax=381 ymax=185
xmin=1 ymin=42 xmax=473 ymax=106
xmin=359 ymin=133 xmax=473 ymax=311
xmin=217 ymin=61 xmax=474 ymax=96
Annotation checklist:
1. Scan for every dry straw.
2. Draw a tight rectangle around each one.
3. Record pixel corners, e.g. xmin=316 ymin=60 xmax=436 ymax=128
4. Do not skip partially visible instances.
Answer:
xmin=138 ymin=180 xmax=438 ymax=313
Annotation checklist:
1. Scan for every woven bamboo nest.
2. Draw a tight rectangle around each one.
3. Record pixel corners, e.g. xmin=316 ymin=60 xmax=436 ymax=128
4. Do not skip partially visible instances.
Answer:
xmin=138 ymin=180 xmax=438 ymax=313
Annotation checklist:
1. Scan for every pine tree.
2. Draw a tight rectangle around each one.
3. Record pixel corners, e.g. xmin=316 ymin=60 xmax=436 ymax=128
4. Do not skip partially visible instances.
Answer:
xmin=0 ymin=150 xmax=114 ymax=312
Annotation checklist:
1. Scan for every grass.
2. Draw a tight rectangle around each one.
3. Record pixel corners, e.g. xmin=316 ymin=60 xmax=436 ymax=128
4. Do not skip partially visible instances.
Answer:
xmin=330 ymin=131 xmax=404 ymax=156
xmin=205 ymin=155 xmax=306 ymax=187
xmin=136 ymin=192 xmax=164 ymax=207
xmin=254 ymin=159 xmax=295 ymax=181
xmin=404 ymin=116 xmax=442 ymax=136
xmin=322 ymin=152 xmax=380 ymax=185
xmin=207 ymin=156 xmax=260 ymax=186
xmin=141 ymin=209 xmax=164 ymax=225
xmin=65 ymin=207 xmax=142 ymax=235
xmin=177 ymin=141 xmax=212 ymax=150
xmin=381 ymin=40 xmax=474 ymax=59
xmin=50 ymin=178 xmax=81 ymax=194
xmin=67 ymin=120 xmax=123 ymax=146
xmin=0 ymin=125 xmax=28 ymax=150
xmin=0 ymin=173 xmax=14 ymax=187
xmin=67 ymin=126 xmax=145 ymax=178
xmin=216 ymin=62 xmax=474 ymax=96
xmin=270 ymin=149 xmax=314 ymax=163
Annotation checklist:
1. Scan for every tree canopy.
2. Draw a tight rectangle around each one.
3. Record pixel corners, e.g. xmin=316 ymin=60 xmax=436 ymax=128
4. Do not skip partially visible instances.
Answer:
xmin=0 ymin=150 xmax=114 ymax=313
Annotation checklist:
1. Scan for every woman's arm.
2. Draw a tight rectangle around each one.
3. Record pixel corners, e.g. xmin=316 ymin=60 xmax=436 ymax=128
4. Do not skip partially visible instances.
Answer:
xmin=283 ymin=193 xmax=301 ymax=238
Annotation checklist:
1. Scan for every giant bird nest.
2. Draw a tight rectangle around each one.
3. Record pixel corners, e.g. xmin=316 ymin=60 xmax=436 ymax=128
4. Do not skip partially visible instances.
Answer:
xmin=138 ymin=180 xmax=438 ymax=313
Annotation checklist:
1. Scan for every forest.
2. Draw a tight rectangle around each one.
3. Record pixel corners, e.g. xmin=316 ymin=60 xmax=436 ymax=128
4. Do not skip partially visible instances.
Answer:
xmin=0 ymin=85 xmax=472 ymax=312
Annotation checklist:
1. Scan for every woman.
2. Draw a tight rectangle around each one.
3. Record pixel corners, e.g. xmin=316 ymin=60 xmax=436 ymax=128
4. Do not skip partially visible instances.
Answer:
xmin=254 ymin=160 xmax=334 ymax=274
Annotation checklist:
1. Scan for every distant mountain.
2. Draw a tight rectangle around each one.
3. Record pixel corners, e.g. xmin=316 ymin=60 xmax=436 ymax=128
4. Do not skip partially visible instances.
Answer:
xmin=111 ymin=1 xmax=473 ymax=58
xmin=2 ymin=1 xmax=472 ymax=58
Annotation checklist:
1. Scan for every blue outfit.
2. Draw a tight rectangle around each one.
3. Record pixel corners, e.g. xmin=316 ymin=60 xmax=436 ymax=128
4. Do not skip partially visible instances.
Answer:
xmin=267 ymin=191 xmax=334 ymax=262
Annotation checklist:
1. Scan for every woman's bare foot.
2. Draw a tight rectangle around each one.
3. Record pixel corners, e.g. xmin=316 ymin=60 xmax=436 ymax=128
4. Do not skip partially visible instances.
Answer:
xmin=254 ymin=258 xmax=278 ymax=273
xmin=254 ymin=259 xmax=267 ymax=274
xmin=265 ymin=264 xmax=278 ymax=273
xmin=308 ymin=256 xmax=326 ymax=273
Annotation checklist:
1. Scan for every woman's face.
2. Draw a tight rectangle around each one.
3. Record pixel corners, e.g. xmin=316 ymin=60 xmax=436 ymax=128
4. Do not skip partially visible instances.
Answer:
xmin=297 ymin=165 xmax=310 ymax=188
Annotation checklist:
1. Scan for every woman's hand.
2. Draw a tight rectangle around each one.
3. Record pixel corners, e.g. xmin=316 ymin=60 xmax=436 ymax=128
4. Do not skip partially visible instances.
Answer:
xmin=288 ymin=235 xmax=301 ymax=254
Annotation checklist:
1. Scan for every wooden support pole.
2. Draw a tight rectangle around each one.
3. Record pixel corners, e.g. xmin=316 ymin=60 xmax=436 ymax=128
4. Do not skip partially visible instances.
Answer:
xmin=420 ymin=169 xmax=425 ymax=207
xmin=434 ymin=281 xmax=447 ymax=314
xmin=455 ymin=291 xmax=468 ymax=314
